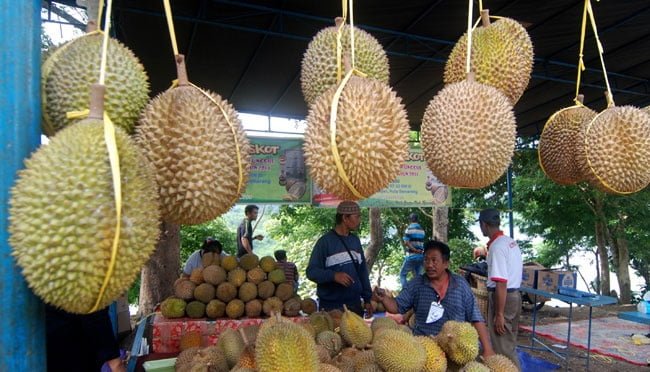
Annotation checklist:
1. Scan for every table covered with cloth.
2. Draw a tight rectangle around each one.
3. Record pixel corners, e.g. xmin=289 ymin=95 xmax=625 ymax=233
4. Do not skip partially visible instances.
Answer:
xmin=151 ymin=313 xmax=307 ymax=353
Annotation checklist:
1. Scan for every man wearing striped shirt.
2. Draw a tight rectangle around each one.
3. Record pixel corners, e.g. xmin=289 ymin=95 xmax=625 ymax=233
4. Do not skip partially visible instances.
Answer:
xmin=399 ymin=213 xmax=426 ymax=288
xmin=274 ymin=249 xmax=299 ymax=291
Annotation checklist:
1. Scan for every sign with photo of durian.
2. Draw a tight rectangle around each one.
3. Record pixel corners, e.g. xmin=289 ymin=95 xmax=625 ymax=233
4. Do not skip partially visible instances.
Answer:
xmin=312 ymin=144 xmax=451 ymax=208
xmin=239 ymin=137 xmax=312 ymax=204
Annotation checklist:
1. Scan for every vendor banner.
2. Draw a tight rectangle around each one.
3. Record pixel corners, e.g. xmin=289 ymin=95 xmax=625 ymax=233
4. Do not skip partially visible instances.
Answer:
xmin=238 ymin=137 xmax=312 ymax=204
xmin=312 ymin=144 xmax=451 ymax=208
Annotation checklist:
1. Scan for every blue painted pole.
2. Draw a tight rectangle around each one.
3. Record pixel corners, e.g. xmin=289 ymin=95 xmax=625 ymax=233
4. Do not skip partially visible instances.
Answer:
xmin=0 ymin=1 xmax=46 ymax=370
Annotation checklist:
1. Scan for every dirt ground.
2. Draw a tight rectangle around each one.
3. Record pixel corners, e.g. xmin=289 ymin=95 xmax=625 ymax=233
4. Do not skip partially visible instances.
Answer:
xmin=518 ymin=303 xmax=650 ymax=371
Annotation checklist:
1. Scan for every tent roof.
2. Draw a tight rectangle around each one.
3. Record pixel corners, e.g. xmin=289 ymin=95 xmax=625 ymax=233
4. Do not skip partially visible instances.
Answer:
xmin=53 ymin=0 xmax=650 ymax=138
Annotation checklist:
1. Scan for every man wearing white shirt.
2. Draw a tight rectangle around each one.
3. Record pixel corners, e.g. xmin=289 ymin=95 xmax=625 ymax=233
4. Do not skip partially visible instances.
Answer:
xmin=478 ymin=208 xmax=522 ymax=369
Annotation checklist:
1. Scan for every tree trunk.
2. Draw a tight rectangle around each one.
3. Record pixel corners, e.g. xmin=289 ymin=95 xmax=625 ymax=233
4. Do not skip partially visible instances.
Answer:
xmin=432 ymin=206 xmax=449 ymax=242
xmin=612 ymin=214 xmax=632 ymax=303
xmin=594 ymin=218 xmax=610 ymax=296
xmin=365 ymin=207 xmax=383 ymax=270
xmin=138 ymin=221 xmax=180 ymax=316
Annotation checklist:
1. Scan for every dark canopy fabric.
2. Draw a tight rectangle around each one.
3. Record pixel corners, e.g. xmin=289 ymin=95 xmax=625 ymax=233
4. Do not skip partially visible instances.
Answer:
xmin=52 ymin=0 xmax=650 ymax=138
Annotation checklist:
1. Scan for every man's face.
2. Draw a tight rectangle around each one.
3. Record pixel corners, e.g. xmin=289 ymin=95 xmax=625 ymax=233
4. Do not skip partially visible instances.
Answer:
xmin=343 ymin=213 xmax=361 ymax=231
xmin=424 ymin=248 xmax=449 ymax=280
xmin=479 ymin=221 xmax=488 ymax=237
xmin=247 ymin=209 xmax=259 ymax=221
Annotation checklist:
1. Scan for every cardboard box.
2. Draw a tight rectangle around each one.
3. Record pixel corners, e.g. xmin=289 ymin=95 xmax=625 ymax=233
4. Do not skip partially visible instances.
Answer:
xmin=521 ymin=263 xmax=546 ymax=289
xmin=536 ymin=269 xmax=577 ymax=293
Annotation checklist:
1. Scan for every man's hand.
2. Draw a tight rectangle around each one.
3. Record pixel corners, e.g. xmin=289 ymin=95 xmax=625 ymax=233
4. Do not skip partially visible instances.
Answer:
xmin=364 ymin=302 xmax=374 ymax=318
xmin=254 ymin=234 xmax=264 ymax=241
xmin=372 ymin=287 xmax=386 ymax=302
xmin=493 ymin=313 xmax=506 ymax=335
xmin=334 ymin=272 xmax=354 ymax=287
xmin=481 ymin=347 xmax=496 ymax=359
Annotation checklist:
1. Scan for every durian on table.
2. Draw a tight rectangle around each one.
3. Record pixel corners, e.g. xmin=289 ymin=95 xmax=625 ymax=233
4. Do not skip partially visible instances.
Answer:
xmin=9 ymin=86 xmax=160 ymax=314
xmin=41 ymin=32 xmax=149 ymax=136
xmin=135 ymin=55 xmax=250 ymax=225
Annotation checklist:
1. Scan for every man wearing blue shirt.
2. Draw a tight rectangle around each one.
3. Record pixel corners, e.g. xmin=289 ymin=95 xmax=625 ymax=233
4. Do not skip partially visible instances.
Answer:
xmin=306 ymin=200 xmax=373 ymax=317
xmin=400 ymin=212 xmax=425 ymax=288
xmin=374 ymin=240 xmax=494 ymax=358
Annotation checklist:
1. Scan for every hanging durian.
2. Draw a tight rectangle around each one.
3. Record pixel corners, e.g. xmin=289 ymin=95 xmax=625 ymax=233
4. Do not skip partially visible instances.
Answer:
xmin=9 ymin=85 xmax=160 ymax=313
xmin=444 ymin=10 xmax=533 ymax=105
xmin=42 ymin=32 xmax=149 ymax=135
xmin=304 ymin=74 xmax=409 ymax=200
xmin=301 ymin=18 xmax=389 ymax=105
xmin=135 ymin=55 xmax=250 ymax=225
xmin=582 ymin=105 xmax=650 ymax=194
xmin=421 ymin=75 xmax=516 ymax=188
xmin=538 ymin=96 xmax=597 ymax=185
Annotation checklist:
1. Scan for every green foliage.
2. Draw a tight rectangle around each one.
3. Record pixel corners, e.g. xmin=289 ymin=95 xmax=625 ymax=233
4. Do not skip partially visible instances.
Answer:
xmin=447 ymin=238 xmax=474 ymax=273
xmin=180 ymin=217 xmax=237 ymax=263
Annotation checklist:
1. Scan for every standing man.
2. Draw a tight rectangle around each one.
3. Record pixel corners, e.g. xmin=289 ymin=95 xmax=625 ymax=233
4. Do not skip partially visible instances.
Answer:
xmin=306 ymin=201 xmax=373 ymax=317
xmin=274 ymin=249 xmax=299 ymax=291
xmin=478 ymin=208 xmax=522 ymax=369
xmin=399 ymin=212 xmax=425 ymax=288
xmin=373 ymin=240 xmax=494 ymax=359
xmin=237 ymin=205 xmax=264 ymax=258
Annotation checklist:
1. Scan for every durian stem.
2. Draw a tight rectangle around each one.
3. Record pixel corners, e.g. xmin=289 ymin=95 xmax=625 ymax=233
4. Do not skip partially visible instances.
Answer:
xmin=335 ymin=17 xmax=344 ymax=27
xmin=480 ymin=9 xmax=490 ymax=27
xmin=88 ymin=83 xmax=106 ymax=119
xmin=85 ymin=0 xmax=101 ymax=33
xmin=238 ymin=327 xmax=250 ymax=346
xmin=175 ymin=54 xmax=189 ymax=86
xmin=466 ymin=71 xmax=476 ymax=83
xmin=577 ymin=94 xmax=584 ymax=104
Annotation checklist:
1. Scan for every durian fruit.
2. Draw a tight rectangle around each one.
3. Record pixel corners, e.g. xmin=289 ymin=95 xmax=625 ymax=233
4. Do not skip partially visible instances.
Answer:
xmin=352 ymin=350 xmax=376 ymax=371
xmin=246 ymin=267 xmax=266 ymax=285
xmin=301 ymin=18 xmax=389 ymax=105
xmin=315 ymin=345 xmax=332 ymax=363
xmin=460 ymin=361 xmax=490 ymax=372
xmin=185 ymin=301 xmax=206 ymax=318
xmin=257 ymin=280 xmax=276 ymax=299
xmin=259 ymin=256 xmax=277 ymax=272
xmin=202 ymin=264 xmax=227 ymax=286
xmin=216 ymin=282 xmax=237 ymax=302
xmin=372 ymin=329 xmax=426 ymax=372
xmin=328 ymin=309 xmax=344 ymax=329
xmin=539 ymin=103 xmax=597 ymax=185
xmin=268 ymin=269 xmax=287 ymax=284
xmin=370 ymin=316 xmax=398 ymax=334
xmin=245 ymin=299 xmax=263 ymax=318
xmin=582 ymin=106 xmax=650 ymax=194
xmin=239 ymin=253 xmax=259 ymax=270
xmin=301 ymin=298 xmax=318 ymax=315
xmin=262 ymin=297 xmax=284 ymax=316
xmin=444 ymin=11 xmax=533 ymax=105
xmin=189 ymin=345 xmax=230 ymax=372
xmin=255 ymin=314 xmax=320 ymax=372
xmin=339 ymin=306 xmax=372 ymax=349
xmin=228 ymin=267 xmax=247 ymax=287
xmin=42 ymin=33 xmax=149 ymax=135
xmin=217 ymin=327 xmax=245 ymax=368
xmin=483 ymin=354 xmax=518 ymax=372
xmin=189 ymin=268 xmax=204 ymax=285
xmin=226 ymin=299 xmax=245 ymax=319
xmin=193 ymin=283 xmax=215 ymax=304
xmin=421 ymin=77 xmax=516 ymax=188
xmin=416 ymin=336 xmax=447 ymax=372
xmin=275 ymin=282 xmax=295 ymax=301
xmin=221 ymin=255 xmax=240 ymax=271
xmin=316 ymin=330 xmax=343 ymax=357
xmin=238 ymin=282 xmax=258 ymax=302
xmin=201 ymin=251 xmax=220 ymax=267
xmin=310 ymin=311 xmax=335 ymax=334
xmin=9 ymin=120 xmax=160 ymax=314
xmin=319 ymin=363 xmax=342 ymax=372
xmin=160 ymin=297 xmax=186 ymax=319
xmin=283 ymin=297 xmax=302 ymax=317
xmin=175 ymin=347 xmax=200 ymax=372
xmin=135 ymin=55 xmax=250 ymax=225
xmin=206 ymin=299 xmax=226 ymax=318
xmin=304 ymin=76 xmax=409 ymax=200
xmin=174 ymin=279 xmax=197 ymax=301
xmin=236 ymin=327 xmax=257 ymax=370
xmin=436 ymin=321 xmax=479 ymax=365
xmin=180 ymin=330 xmax=203 ymax=351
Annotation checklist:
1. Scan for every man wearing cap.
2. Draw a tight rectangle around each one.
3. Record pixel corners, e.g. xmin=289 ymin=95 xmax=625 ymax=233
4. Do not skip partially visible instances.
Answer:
xmin=399 ymin=212 xmax=426 ymax=288
xmin=306 ymin=201 xmax=373 ymax=317
xmin=478 ymin=208 xmax=523 ymax=369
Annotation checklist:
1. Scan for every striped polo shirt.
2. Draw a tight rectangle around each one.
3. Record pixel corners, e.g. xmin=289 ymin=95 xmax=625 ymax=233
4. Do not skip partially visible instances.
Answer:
xmin=403 ymin=222 xmax=425 ymax=253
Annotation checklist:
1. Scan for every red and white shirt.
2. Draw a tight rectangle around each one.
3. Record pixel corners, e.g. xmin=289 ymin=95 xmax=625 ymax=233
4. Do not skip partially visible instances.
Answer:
xmin=486 ymin=231 xmax=522 ymax=289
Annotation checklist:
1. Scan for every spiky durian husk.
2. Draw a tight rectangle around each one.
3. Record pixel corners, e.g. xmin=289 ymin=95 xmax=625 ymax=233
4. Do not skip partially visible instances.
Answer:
xmin=444 ymin=17 xmax=533 ymax=105
xmin=136 ymin=85 xmax=250 ymax=225
xmin=583 ymin=106 xmax=650 ymax=194
xmin=460 ymin=361 xmax=491 ymax=372
xmin=301 ymin=24 xmax=389 ymax=105
xmin=304 ymin=76 xmax=409 ymax=200
xmin=372 ymin=329 xmax=426 ymax=372
xmin=42 ymin=33 xmax=149 ymax=135
xmin=483 ymin=354 xmax=518 ymax=372
xmin=339 ymin=307 xmax=372 ymax=349
xmin=421 ymin=79 xmax=516 ymax=188
xmin=255 ymin=316 xmax=319 ymax=372
xmin=9 ymin=120 xmax=160 ymax=313
xmin=539 ymin=105 xmax=596 ymax=185
xmin=435 ymin=321 xmax=479 ymax=366
xmin=416 ymin=336 xmax=447 ymax=372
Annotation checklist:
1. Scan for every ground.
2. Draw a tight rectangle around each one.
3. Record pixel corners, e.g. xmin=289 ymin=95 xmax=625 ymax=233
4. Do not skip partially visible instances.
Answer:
xmin=519 ymin=303 xmax=650 ymax=371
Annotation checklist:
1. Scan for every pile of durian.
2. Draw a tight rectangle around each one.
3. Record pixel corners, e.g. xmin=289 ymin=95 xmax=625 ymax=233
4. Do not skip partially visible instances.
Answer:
xmin=172 ymin=310 xmax=519 ymax=372
xmin=160 ymin=254 xmax=316 ymax=320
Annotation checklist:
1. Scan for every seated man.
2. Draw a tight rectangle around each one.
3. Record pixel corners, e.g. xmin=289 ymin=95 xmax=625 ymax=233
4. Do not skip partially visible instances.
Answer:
xmin=374 ymin=240 xmax=494 ymax=358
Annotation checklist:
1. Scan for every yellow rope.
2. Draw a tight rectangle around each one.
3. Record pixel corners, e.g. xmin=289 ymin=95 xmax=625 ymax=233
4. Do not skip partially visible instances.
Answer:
xmin=574 ymin=0 xmax=588 ymax=105
xmin=349 ymin=0 xmax=356 ymax=69
xmin=163 ymin=0 xmax=179 ymax=56
xmin=465 ymin=0 xmax=474 ymax=76
xmin=586 ymin=0 xmax=614 ymax=107
xmin=335 ymin=0 xmax=348 ymax=83
xmin=479 ymin=0 xmax=483 ymax=12
xmin=96 ymin=0 xmax=104 ymax=30
xmin=329 ymin=69 xmax=363 ymax=199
